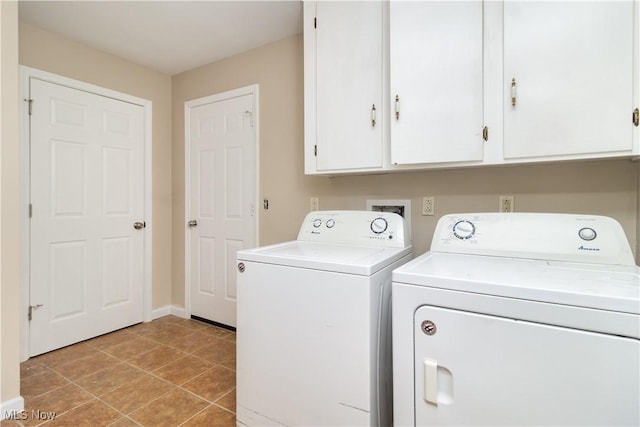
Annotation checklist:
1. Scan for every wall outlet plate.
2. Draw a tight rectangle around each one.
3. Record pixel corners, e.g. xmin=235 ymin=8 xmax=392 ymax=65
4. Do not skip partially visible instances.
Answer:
xmin=310 ymin=197 xmax=319 ymax=211
xmin=499 ymin=195 xmax=515 ymax=212
xmin=422 ymin=196 xmax=435 ymax=216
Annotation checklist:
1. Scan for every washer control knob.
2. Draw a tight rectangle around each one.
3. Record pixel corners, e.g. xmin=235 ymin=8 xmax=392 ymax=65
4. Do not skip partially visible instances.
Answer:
xmin=312 ymin=219 xmax=322 ymax=228
xmin=579 ymin=227 xmax=597 ymax=241
xmin=370 ymin=217 xmax=388 ymax=234
xmin=453 ymin=220 xmax=475 ymax=240
xmin=326 ymin=219 xmax=336 ymax=228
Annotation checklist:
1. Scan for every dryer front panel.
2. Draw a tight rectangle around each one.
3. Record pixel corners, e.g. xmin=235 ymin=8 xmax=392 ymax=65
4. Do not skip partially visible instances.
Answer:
xmin=413 ymin=305 xmax=640 ymax=426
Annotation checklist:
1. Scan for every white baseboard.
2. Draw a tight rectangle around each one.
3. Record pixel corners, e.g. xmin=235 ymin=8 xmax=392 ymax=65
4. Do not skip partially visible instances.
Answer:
xmin=1 ymin=396 xmax=24 ymax=421
xmin=150 ymin=305 xmax=188 ymax=320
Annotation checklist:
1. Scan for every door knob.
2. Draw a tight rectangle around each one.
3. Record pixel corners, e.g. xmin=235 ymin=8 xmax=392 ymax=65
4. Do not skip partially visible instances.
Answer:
xmin=188 ymin=220 xmax=198 ymax=227
xmin=133 ymin=221 xmax=145 ymax=230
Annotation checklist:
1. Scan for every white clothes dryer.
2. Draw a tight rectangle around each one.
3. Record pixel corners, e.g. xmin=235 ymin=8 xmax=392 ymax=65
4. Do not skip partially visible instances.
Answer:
xmin=392 ymin=213 xmax=639 ymax=426
xmin=236 ymin=210 xmax=412 ymax=426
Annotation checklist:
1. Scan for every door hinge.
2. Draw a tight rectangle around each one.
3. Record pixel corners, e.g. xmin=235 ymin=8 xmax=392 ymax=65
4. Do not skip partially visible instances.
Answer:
xmin=29 ymin=203 xmax=32 ymax=218
xmin=314 ymin=145 xmax=317 ymax=156
xmin=24 ymin=98 xmax=33 ymax=115
xmin=314 ymin=17 xmax=317 ymax=29
xmin=633 ymin=108 xmax=639 ymax=127
xmin=28 ymin=304 xmax=43 ymax=321
xmin=482 ymin=126 xmax=489 ymax=142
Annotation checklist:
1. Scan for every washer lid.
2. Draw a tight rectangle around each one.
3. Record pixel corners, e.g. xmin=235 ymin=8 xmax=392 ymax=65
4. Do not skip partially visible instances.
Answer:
xmin=392 ymin=252 xmax=640 ymax=314
xmin=237 ymin=241 xmax=412 ymax=275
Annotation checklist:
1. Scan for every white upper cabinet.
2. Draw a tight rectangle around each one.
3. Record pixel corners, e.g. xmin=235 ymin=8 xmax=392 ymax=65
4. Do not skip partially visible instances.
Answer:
xmin=390 ymin=1 xmax=484 ymax=165
xmin=304 ymin=1 xmax=384 ymax=173
xmin=503 ymin=1 xmax=635 ymax=160
xmin=303 ymin=0 xmax=638 ymax=175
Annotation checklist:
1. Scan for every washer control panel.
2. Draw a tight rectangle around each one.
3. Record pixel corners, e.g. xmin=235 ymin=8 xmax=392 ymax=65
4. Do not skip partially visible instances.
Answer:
xmin=432 ymin=213 xmax=635 ymax=266
xmin=298 ymin=210 xmax=409 ymax=248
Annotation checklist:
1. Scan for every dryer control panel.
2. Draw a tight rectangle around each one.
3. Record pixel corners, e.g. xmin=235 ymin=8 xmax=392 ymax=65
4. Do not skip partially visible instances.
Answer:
xmin=431 ymin=213 xmax=635 ymax=266
xmin=298 ymin=210 xmax=409 ymax=248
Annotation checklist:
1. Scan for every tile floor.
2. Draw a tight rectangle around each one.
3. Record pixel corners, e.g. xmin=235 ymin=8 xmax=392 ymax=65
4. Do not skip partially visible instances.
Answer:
xmin=2 ymin=316 xmax=236 ymax=427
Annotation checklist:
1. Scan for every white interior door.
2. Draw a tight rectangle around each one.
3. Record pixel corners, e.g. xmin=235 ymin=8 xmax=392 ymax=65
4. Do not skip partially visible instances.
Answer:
xmin=187 ymin=89 xmax=257 ymax=328
xmin=29 ymin=78 xmax=145 ymax=356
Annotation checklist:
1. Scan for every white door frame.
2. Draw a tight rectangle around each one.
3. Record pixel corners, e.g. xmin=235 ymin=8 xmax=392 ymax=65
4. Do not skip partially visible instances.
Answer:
xmin=19 ymin=66 xmax=153 ymax=361
xmin=184 ymin=84 xmax=260 ymax=319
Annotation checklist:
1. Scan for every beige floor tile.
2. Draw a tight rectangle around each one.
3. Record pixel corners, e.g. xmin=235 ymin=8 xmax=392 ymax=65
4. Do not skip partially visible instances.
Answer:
xmin=200 ymin=326 xmax=234 ymax=339
xmin=101 ymin=336 xmax=160 ymax=361
xmin=20 ymin=360 xmax=51 ymax=381
xmin=214 ymin=388 xmax=236 ymax=413
xmin=129 ymin=388 xmax=209 ymax=427
xmin=164 ymin=331 xmax=220 ymax=354
xmin=152 ymin=355 xmax=212 ymax=386
xmin=142 ymin=328 xmax=198 ymax=347
xmin=182 ymin=404 xmax=235 ymax=427
xmin=20 ymin=370 xmax=69 ymax=400
xmin=127 ymin=345 xmax=186 ymax=371
xmin=34 ymin=343 xmax=95 ymax=368
xmin=46 ymin=400 xmax=121 ymax=427
xmin=22 ymin=383 xmax=93 ymax=426
xmin=181 ymin=366 xmax=235 ymax=402
xmin=107 ymin=417 xmax=140 ymax=427
xmin=86 ymin=329 xmax=137 ymax=350
xmin=50 ymin=352 xmax=119 ymax=381
xmin=192 ymin=339 xmax=236 ymax=368
xmin=100 ymin=374 xmax=175 ymax=414
xmin=74 ymin=362 xmax=145 ymax=397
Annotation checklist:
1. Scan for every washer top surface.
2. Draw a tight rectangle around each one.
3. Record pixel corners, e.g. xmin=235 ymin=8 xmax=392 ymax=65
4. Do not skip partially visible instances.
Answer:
xmin=238 ymin=240 xmax=412 ymax=275
xmin=393 ymin=212 xmax=640 ymax=314
xmin=237 ymin=210 xmax=412 ymax=275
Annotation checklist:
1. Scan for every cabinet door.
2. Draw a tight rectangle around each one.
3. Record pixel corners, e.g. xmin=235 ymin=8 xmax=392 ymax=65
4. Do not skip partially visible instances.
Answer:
xmin=390 ymin=1 xmax=484 ymax=165
xmin=504 ymin=1 xmax=634 ymax=159
xmin=315 ymin=1 xmax=383 ymax=172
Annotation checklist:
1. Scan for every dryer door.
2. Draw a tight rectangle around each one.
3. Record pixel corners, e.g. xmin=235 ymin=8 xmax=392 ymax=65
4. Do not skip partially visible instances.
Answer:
xmin=413 ymin=305 xmax=639 ymax=426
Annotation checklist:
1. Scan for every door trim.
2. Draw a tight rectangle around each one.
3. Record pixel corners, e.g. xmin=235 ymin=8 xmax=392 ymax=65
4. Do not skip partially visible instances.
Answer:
xmin=183 ymin=84 xmax=260 ymax=319
xmin=19 ymin=66 xmax=153 ymax=361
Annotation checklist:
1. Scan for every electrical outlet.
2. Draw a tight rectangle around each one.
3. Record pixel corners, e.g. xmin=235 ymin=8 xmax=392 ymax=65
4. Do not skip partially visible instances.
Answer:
xmin=422 ymin=196 xmax=435 ymax=216
xmin=310 ymin=197 xmax=319 ymax=211
xmin=499 ymin=195 xmax=514 ymax=213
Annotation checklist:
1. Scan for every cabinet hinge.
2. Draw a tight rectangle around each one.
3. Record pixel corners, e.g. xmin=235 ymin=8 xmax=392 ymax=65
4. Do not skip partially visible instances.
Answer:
xmin=314 ymin=145 xmax=317 ymax=156
xmin=314 ymin=17 xmax=317 ymax=29
xmin=24 ymin=98 xmax=33 ymax=115
xmin=29 ymin=203 xmax=32 ymax=218
xmin=482 ymin=126 xmax=489 ymax=142
xmin=633 ymin=108 xmax=639 ymax=127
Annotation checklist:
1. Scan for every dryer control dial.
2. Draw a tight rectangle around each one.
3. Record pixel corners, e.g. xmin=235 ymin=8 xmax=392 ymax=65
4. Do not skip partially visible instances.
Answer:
xmin=453 ymin=220 xmax=476 ymax=240
xmin=312 ymin=219 xmax=322 ymax=228
xmin=578 ymin=227 xmax=597 ymax=241
xmin=370 ymin=217 xmax=388 ymax=234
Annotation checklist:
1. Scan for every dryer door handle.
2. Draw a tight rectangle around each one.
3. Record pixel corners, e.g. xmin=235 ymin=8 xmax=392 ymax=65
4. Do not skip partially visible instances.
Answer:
xmin=424 ymin=359 xmax=438 ymax=406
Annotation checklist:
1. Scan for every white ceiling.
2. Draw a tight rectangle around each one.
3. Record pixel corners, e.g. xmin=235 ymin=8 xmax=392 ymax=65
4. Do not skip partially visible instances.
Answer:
xmin=18 ymin=0 xmax=303 ymax=76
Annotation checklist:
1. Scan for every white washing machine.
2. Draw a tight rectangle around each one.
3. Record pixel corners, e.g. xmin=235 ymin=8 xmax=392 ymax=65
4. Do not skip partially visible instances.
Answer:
xmin=392 ymin=213 xmax=639 ymax=426
xmin=236 ymin=210 xmax=412 ymax=426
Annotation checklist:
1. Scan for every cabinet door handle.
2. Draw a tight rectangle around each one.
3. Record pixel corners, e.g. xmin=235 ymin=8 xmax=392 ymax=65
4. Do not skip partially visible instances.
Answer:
xmin=395 ymin=95 xmax=400 ymax=120
xmin=511 ymin=78 xmax=517 ymax=107
xmin=371 ymin=104 xmax=377 ymax=127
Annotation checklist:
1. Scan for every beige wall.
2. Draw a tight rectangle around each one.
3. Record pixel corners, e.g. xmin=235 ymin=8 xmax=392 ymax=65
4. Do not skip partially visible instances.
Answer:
xmin=317 ymin=160 xmax=639 ymax=257
xmin=1 ymin=0 xmax=21 ymax=407
xmin=171 ymin=34 xmax=329 ymax=307
xmin=19 ymin=22 xmax=173 ymax=309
